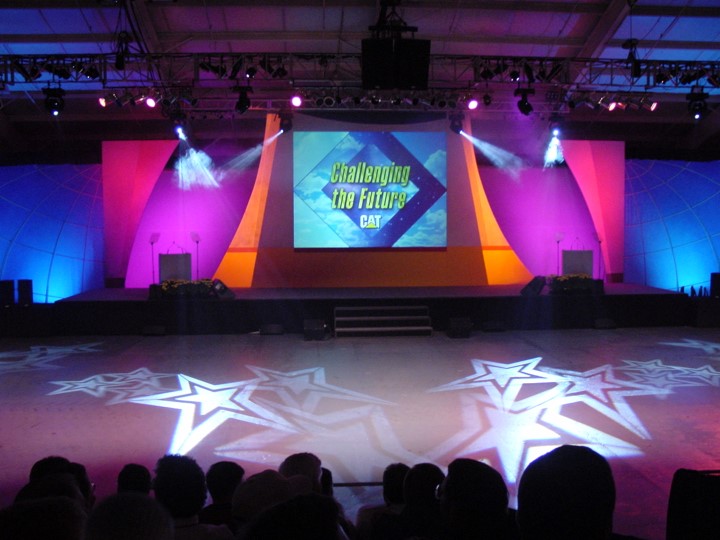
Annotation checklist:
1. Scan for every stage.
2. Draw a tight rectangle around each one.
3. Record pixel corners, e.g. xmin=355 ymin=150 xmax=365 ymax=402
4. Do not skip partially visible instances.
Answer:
xmin=3 ymin=282 xmax=710 ymax=338
xmin=2 ymin=326 xmax=720 ymax=540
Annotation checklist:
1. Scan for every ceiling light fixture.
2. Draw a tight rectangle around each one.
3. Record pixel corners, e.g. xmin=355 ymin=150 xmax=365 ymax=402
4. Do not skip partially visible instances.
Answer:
xmin=514 ymin=88 xmax=534 ymax=115
xmin=43 ymin=87 xmax=65 ymax=116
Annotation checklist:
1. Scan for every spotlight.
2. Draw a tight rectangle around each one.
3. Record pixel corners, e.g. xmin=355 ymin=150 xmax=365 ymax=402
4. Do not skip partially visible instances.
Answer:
xmin=44 ymin=62 xmax=71 ymax=80
xmin=466 ymin=97 xmax=479 ymax=110
xmin=42 ymin=87 xmax=65 ymax=116
xmin=279 ymin=113 xmax=292 ymax=133
xmin=493 ymin=60 xmax=508 ymax=76
xmin=449 ymin=113 xmax=464 ymax=134
xmin=479 ymin=65 xmax=494 ymax=81
xmin=235 ymin=89 xmax=252 ymax=114
xmin=81 ymin=64 xmax=100 ymax=80
xmin=145 ymin=90 xmax=160 ymax=108
xmin=199 ymin=60 xmax=227 ymax=79
xmin=12 ymin=61 xmax=41 ymax=82
xmin=686 ymin=88 xmax=709 ymax=120
xmin=483 ymin=93 xmax=492 ymax=106
xmin=655 ymin=69 xmax=670 ymax=85
xmin=640 ymin=97 xmax=658 ymax=111
xmin=245 ymin=66 xmax=257 ymax=79
xmin=514 ymin=88 xmax=534 ymax=116
xmin=597 ymin=96 xmax=616 ymax=111
xmin=509 ymin=69 xmax=520 ymax=82
xmin=323 ymin=95 xmax=336 ymax=107
xmin=290 ymin=94 xmax=303 ymax=107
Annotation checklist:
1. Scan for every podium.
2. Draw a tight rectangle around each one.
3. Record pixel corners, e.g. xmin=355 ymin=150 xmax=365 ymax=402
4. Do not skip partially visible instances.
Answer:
xmin=562 ymin=250 xmax=593 ymax=276
xmin=159 ymin=253 xmax=192 ymax=281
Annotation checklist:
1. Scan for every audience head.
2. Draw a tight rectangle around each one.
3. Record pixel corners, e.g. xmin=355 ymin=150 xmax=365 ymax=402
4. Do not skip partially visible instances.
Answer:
xmin=320 ymin=467 xmax=334 ymax=496
xmin=153 ymin=454 xmax=207 ymax=519
xmin=14 ymin=472 xmax=85 ymax=506
xmin=86 ymin=493 xmax=174 ymax=540
xmin=439 ymin=458 xmax=509 ymax=539
xmin=279 ymin=452 xmax=323 ymax=493
xmin=29 ymin=455 xmax=72 ymax=482
xmin=0 ymin=496 xmax=86 ymax=540
xmin=69 ymin=461 xmax=96 ymax=510
xmin=517 ymin=444 xmax=616 ymax=540
xmin=403 ymin=462 xmax=445 ymax=507
xmin=242 ymin=492 xmax=341 ymax=540
xmin=383 ymin=462 xmax=410 ymax=506
xmin=232 ymin=469 xmax=311 ymax=524
xmin=117 ymin=463 xmax=152 ymax=494
xmin=206 ymin=460 xmax=244 ymax=503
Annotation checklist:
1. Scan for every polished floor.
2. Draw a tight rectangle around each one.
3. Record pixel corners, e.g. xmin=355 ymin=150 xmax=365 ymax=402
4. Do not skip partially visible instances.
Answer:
xmin=2 ymin=326 xmax=720 ymax=539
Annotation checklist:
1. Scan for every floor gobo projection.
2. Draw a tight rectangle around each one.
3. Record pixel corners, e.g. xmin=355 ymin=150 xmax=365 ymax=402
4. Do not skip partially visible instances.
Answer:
xmin=2 ymin=329 xmax=720 ymax=539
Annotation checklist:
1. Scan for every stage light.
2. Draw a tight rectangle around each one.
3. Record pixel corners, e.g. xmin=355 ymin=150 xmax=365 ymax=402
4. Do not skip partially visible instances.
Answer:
xmin=686 ymin=88 xmax=709 ymax=120
xmin=544 ymin=126 xmax=564 ymax=168
xmin=245 ymin=66 xmax=257 ymax=79
xmin=641 ymin=98 xmax=658 ymax=112
xmin=12 ymin=60 xmax=41 ymax=82
xmin=466 ymin=97 xmax=479 ymax=110
xmin=514 ymin=88 xmax=534 ymax=116
xmin=597 ymin=96 xmax=616 ymax=111
xmin=483 ymin=93 xmax=492 ymax=106
xmin=81 ymin=64 xmax=100 ymax=80
xmin=279 ymin=113 xmax=292 ymax=133
xmin=235 ymin=89 xmax=251 ymax=114
xmin=43 ymin=87 xmax=65 ymax=116
xmin=479 ymin=64 xmax=494 ymax=81
xmin=145 ymin=90 xmax=160 ymax=108
xmin=290 ymin=94 xmax=303 ymax=107
xmin=655 ymin=69 xmax=670 ymax=85
xmin=449 ymin=113 xmax=464 ymax=134
xmin=509 ymin=69 xmax=520 ymax=82
xmin=323 ymin=95 xmax=336 ymax=107
xmin=623 ymin=39 xmax=642 ymax=79
xmin=44 ymin=61 xmax=71 ymax=80
xmin=494 ymin=59 xmax=508 ymax=76
xmin=272 ymin=65 xmax=288 ymax=79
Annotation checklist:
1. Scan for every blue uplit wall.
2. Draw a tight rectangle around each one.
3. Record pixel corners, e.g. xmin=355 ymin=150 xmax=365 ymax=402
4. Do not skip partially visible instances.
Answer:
xmin=0 ymin=164 xmax=104 ymax=303
xmin=625 ymin=160 xmax=720 ymax=292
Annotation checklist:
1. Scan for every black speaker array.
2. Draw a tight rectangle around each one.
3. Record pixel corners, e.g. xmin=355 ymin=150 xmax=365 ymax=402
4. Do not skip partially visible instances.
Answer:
xmin=361 ymin=38 xmax=431 ymax=90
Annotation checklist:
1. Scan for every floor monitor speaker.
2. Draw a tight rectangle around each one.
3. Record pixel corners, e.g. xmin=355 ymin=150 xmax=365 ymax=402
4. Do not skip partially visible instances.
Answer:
xmin=521 ymin=276 xmax=545 ymax=296
xmin=17 ymin=279 xmax=33 ymax=306
xmin=447 ymin=317 xmax=473 ymax=338
xmin=304 ymin=319 xmax=326 ymax=341
xmin=0 ymin=280 xmax=14 ymax=306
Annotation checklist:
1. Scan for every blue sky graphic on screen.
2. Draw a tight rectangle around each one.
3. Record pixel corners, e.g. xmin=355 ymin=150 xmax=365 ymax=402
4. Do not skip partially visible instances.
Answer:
xmin=294 ymin=131 xmax=447 ymax=248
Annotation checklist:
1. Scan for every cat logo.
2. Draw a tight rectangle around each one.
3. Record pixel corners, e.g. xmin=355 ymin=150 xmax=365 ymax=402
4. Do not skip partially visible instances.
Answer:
xmin=360 ymin=215 xmax=382 ymax=229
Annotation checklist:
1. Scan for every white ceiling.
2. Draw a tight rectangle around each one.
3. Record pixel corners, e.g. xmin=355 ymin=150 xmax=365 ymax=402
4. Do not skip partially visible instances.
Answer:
xmin=1 ymin=0 xmax=719 ymax=162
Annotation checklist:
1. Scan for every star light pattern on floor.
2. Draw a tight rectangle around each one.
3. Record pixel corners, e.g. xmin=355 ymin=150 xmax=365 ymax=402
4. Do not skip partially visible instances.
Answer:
xmin=43 ymin=351 xmax=720 ymax=485
xmin=659 ymin=338 xmax=720 ymax=356
xmin=426 ymin=356 xmax=713 ymax=486
xmin=0 ymin=343 xmax=103 ymax=376
xmin=48 ymin=367 xmax=178 ymax=405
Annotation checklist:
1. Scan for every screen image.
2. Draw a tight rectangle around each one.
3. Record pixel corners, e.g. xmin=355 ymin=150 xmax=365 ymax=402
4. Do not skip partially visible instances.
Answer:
xmin=293 ymin=131 xmax=447 ymax=248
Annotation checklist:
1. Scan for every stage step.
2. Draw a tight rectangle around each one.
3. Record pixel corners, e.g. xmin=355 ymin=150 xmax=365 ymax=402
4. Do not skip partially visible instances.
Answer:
xmin=334 ymin=305 xmax=432 ymax=337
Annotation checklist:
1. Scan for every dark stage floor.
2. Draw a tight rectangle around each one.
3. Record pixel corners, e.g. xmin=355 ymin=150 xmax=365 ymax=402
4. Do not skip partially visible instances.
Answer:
xmin=2 ymin=326 xmax=720 ymax=539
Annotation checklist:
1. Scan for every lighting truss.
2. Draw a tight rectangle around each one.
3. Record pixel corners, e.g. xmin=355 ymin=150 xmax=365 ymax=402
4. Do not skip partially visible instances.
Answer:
xmin=1 ymin=53 xmax=718 ymax=113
